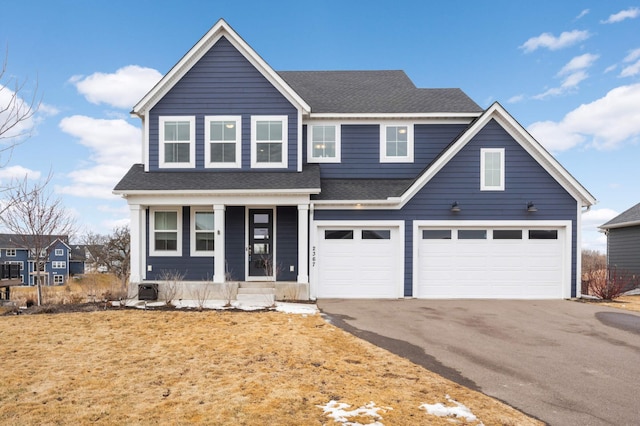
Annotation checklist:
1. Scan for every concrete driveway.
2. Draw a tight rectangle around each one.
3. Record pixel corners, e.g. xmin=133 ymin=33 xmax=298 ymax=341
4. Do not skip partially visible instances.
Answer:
xmin=317 ymin=299 xmax=640 ymax=426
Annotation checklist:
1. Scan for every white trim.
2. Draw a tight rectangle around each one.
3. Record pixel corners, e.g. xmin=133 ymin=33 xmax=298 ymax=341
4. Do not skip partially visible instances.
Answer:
xmin=245 ymin=207 xmax=276 ymax=281
xmin=149 ymin=207 xmax=183 ymax=257
xmin=5 ymin=248 xmax=16 ymax=257
xmin=158 ymin=116 xmax=196 ymax=169
xmin=54 ymin=249 xmax=64 ymax=256
xmin=143 ymin=113 xmax=149 ymax=172
xmin=480 ymin=148 xmax=505 ymax=191
xmin=576 ymin=204 xmax=583 ymax=298
xmin=307 ymin=123 xmax=341 ymax=163
xmin=380 ymin=123 xmax=414 ymax=163
xmin=599 ymin=219 xmax=640 ymax=230
xmin=310 ymin=220 xmax=405 ymax=299
xmin=297 ymin=110 xmax=303 ymax=172
xmin=190 ymin=207 xmax=215 ymax=257
xmin=297 ymin=204 xmax=309 ymax=284
xmin=132 ymin=19 xmax=310 ymax=116
xmin=129 ymin=204 xmax=145 ymax=283
xmin=204 ymin=116 xmax=242 ymax=168
xmin=412 ymin=220 xmax=572 ymax=299
xmin=309 ymin=112 xmax=481 ymax=119
xmin=53 ymin=274 xmax=64 ymax=285
xmin=213 ymin=204 xmax=226 ymax=283
xmin=251 ymin=115 xmax=288 ymax=168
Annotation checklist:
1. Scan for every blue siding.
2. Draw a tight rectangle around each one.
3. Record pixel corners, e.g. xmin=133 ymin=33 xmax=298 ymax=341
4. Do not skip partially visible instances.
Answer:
xmin=225 ymin=206 xmax=245 ymax=281
xmin=304 ymin=123 xmax=468 ymax=178
xmin=276 ymin=206 xmax=298 ymax=281
xmin=607 ymin=226 xmax=640 ymax=286
xmin=149 ymin=36 xmax=298 ymax=171
xmin=0 ymin=249 xmax=28 ymax=285
xmin=315 ymin=119 xmax=579 ymax=297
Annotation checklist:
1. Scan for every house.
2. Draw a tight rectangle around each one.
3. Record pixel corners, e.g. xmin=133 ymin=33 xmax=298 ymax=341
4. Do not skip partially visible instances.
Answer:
xmin=599 ymin=202 xmax=640 ymax=286
xmin=0 ymin=234 xmax=74 ymax=286
xmin=113 ymin=19 xmax=595 ymax=301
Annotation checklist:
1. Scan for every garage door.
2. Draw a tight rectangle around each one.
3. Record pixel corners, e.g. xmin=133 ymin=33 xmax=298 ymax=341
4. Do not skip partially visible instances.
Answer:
xmin=417 ymin=226 xmax=565 ymax=299
xmin=316 ymin=226 xmax=403 ymax=298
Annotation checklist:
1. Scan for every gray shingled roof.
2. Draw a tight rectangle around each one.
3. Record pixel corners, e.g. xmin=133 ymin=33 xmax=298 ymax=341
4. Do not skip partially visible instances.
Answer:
xmin=600 ymin=202 xmax=640 ymax=229
xmin=311 ymin=179 xmax=413 ymax=201
xmin=278 ymin=70 xmax=482 ymax=114
xmin=0 ymin=234 xmax=68 ymax=249
xmin=114 ymin=164 xmax=321 ymax=192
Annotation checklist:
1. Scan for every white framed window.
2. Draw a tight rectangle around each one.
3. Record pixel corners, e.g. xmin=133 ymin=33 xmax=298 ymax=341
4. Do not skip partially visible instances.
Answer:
xmin=380 ymin=124 xmax=414 ymax=163
xmin=6 ymin=261 xmax=24 ymax=270
xmin=205 ymin=116 xmax=242 ymax=168
xmin=191 ymin=209 xmax=215 ymax=257
xmin=54 ymin=249 xmax=63 ymax=256
xmin=6 ymin=249 xmax=16 ymax=257
xmin=150 ymin=208 xmax=182 ymax=257
xmin=481 ymin=148 xmax=505 ymax=191
xmin=53 ymin=275 xmax=64 ymax=285
xmin=308 ymin=124 xmax=340 ymax=163
xmin=51 ymin=261 xmax=66 ymax=269
xmin=159 ymin=116 xmax=195 ymax=168
xmin=251 ymin=115 xmax=288 ymax=168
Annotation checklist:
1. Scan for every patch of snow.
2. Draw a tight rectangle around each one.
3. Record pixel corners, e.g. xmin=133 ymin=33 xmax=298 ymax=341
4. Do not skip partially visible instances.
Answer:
xmin=420 ymin=395 xmax=480 ymax=423
xmin=275 ymin=302 xmax=318 ymax=314
xmin=317 ymin=400 xmax=391 ymax=426
xmin=112 ymin=299 xmax=318 ymax=314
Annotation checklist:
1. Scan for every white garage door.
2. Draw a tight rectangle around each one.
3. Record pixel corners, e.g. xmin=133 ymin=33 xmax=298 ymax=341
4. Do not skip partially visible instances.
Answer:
xmin=417 ymin=226 xmax=566 ymax=299
xmin=316 ymin=226 xmax=403 ymax=298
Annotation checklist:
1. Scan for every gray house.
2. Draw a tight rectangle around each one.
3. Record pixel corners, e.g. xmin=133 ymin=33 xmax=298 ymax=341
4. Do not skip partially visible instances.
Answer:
xmin=113 ymin=19 xmax=595 ymax=300
xmin=599 ymin=202 xmax=640 ymax=284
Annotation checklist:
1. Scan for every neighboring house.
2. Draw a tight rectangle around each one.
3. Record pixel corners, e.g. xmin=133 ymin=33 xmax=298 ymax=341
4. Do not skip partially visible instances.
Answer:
xmin=69 ymin=245 xmax=89 ymax=275
xmin=113 ymin=19 xmax=596 ymax=300
xmin=599 ymin=202 xmax=640 ymax=285
xmin=0 ymin=234 xmax=73 ymax=286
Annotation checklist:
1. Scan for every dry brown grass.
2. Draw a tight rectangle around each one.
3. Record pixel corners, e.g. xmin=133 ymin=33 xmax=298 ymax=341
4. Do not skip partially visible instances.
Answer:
xmin=587 ymin=294 xmax=640 ymax=312
xmin=0 ymin=310 xmax=540 ymax=425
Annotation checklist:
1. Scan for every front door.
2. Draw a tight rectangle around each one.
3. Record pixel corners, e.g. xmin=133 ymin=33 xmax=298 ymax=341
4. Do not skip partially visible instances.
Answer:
xmin=248 ymin=209 xmax=274 ymax=278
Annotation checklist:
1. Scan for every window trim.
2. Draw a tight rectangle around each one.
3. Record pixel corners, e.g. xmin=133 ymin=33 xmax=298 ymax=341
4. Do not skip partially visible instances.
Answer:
xmin=307 ymin=123 xmax=341 ymax=163
xmin=53 ymin=274 xmax=64 ymax=285
xmin=204 ymin=115 xmax=242 ymax=169
xmin=380 ymin=123 xmax=414 ymax=163
xmin=54 ymin=249 xmax=64 ymax=256
xmin=159 ymin=116 xmax=196 ymax=169
xmin=51 ymin=261 xmax=67 ymax=269
xmin=251 ymin=115 xmax=288 ymax=168
xmin=6 ymin=249 xmax=16 ymax=257
xmin=480 ymin=148 xmax=505 ymax=191
xmin=150 ymin=207 xmax=183 ymax=257
xmin=190 ymin=208 xmax=215 ymax=257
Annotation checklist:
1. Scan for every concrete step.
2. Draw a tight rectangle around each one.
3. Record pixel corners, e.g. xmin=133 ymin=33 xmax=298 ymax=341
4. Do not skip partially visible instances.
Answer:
xmin=237 ymin=287 xmax=275 ymax=295
xmin=236 ymin=293 xmax=275 ymax=305
xmin=238 ymin=282 xmax=275 ymax=289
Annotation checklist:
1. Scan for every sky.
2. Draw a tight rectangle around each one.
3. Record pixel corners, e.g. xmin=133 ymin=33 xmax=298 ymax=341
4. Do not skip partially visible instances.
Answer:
xmin=0 ymin=0 xmax=639 ymax=251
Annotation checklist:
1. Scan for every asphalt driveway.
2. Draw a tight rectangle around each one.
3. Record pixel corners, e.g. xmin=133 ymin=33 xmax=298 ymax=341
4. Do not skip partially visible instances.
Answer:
xmin=317 ymin=299 xmax=640 ymax=426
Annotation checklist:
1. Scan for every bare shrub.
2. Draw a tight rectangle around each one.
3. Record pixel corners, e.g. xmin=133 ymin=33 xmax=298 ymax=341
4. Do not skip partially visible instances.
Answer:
xmin=282 ymin=283 xmax=301 ymax=302
xmin=193 ymin=282 xmax=212 ymax=311
xmin=582 ymin=249 xmax=606 ymax=275
xmin=220 ymin=282 xmax=235 ymax=307
xmin=158 ymin=270 xmax=184 ymax=305
xmin=586 ymin=267 xmax=635 ymax=300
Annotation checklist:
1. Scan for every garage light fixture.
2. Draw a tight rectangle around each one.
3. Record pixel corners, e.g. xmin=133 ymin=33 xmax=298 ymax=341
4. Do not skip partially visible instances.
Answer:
xmin=450 ymin=201 xmax=461 ymax=212
xmin=527 ymin=201 xmax=538 ymax=212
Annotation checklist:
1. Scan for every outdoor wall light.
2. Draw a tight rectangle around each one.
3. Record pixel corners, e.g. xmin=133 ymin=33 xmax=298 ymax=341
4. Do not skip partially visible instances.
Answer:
xmin=450 ymin=201 xmax=461 ymax=212
xmin=527 ymin=201 xmax=538 ymax=212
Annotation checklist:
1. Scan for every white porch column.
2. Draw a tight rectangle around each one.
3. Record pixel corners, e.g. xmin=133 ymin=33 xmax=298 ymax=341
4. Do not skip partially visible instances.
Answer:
xmin=297 ymin=204 xmax=309 ymax=283
xmin=213 ymin=204 xmax=226 ymax=283
xmin=129 ymin=204 xmax=145 ymax=284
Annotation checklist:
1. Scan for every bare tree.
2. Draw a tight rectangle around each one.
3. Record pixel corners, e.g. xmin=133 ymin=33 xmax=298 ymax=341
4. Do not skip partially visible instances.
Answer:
xmin=1 ymin=177 xmax=75 ymax=305
xmin=105 ymin=225 xmax=130 ymax=293
xmin=80 ymin=231 xmax=109 ymax=273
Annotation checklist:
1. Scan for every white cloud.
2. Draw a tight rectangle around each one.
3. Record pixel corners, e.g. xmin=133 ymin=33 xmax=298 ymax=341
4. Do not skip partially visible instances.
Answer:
xmin=601 ymin=7 xmax=640 ymax=24
xmin=581 ymin=208 xmax=618 ymax=252
xmin=532 ymin=54 xmax=597 ymax=100
xmin=583 ymin=207 xmax=618 ymax=228
xmin=575 ymin=9 xmax=590 ymax=20
xmin=70 ymin=65 xmax=162 ymax=109
xmin=619 ymin=48 xmax=640 ymax=77
xmin=519 ymin=30 xmax=590 ymax=53
xmin=0 ymin=165 xmax=41 ymax=183
xmin=58 ymin=115 xmax=141 ymax=199
xmin=558 ymin=53 xmax=599 ymax=75
xmin=507 ymin=94 xmax=525 ymax=104
xmin=624 ymin=48 xmax=640 ymax=63
xmin=528 ymin=83 xmax=640 ymax=151
xmin=604 ymin=64 xmax=617 ymax=74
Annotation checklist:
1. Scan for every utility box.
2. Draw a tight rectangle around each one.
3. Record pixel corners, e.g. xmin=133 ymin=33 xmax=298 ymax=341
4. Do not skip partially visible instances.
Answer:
xmin=138 ymin=283 xmax=159 ymax=301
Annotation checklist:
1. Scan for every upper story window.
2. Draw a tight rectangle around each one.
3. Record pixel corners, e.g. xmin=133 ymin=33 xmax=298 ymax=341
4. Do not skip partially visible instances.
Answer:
xmin=191 ymin=210 xmax=215 ymax=257
xmin=380 ymin=124 xmax=414 ymax=163
xmin=150 ymin=208 xmax=182 ymax=257
xmin=308 ymin=124 xmax=340 ymax=163
xmin=51 ymin=261 xmax=66 ymax=269
xmin=251 ymin=115 xmax=288 ymax=168
xmin=481 ymin=148 xmax=505 ymax=191
xmin=5 ymin=249 xmax=16 ymax=257
xmin=54 ymin=249 xmax=63 ymax=256
xmin=159 ymin=116 xmax=195 ymax=168
xmin=205 ymin=116 xmax=242 ymax=168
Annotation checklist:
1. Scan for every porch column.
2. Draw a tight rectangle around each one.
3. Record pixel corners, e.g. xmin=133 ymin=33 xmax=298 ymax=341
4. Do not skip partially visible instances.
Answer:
xmin=297 ymin=204 xmax=309 ymax=283
xmin=129 ymin=204 xmax=145 ymax=284
xmin=213 ymin=204 xmax=226 ymax=283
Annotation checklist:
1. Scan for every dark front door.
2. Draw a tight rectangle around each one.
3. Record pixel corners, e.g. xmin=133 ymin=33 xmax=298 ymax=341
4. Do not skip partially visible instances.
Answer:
xmin=248 ymin=209 xmax=274 ymax=278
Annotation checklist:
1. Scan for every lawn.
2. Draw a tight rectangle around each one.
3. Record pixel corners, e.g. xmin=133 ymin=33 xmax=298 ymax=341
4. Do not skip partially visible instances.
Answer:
xmin=586 ymin=294 xmax=640 ymax=312
xmin=0 ymin=309 xmax=540 ymax=425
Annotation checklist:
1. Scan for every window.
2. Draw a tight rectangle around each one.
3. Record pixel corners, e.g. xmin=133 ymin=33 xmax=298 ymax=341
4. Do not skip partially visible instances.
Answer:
xmin=493 ymin=230 xmax=522 ymax=240
xmin=529 ymin=230 xmax=558 ymax=240
xmin=7 ymin=261 xmax=24 ymax=270
xmin=159 ymin=116 xmax=195 ymax=168
xmin=308 ymin=124 xmax=340 ymax=163
xmin=151 ymin=208 xmax=182 ymax=256
xmin=53 ymin=275 xmax=64 ymax=285
xmin=54 ymin=249 xmax=63 ymax=256
xmin=458 ymin=230 xmax=487 ymax=239
xmin=191 ymin=210 xmax=215 ymax=256
xmin=362 ymin=230 xmax=391 ymax=240
xmin=481 ymin=148 xmax=505 ymax=190
xmin=251 ymin=116 xmax=288 ymax=168
xmin=6 ymin=249 xmax=16 ymax=257
xmin=325 ymin=230 xmax=353 ymax=240
xmin=423 ymin=230 xmax=452 ymax=240
xmin=205 ymin=116 xmax=241 ymax=168
xmin=51 ymin=261 xmax=66 ymax=269
xmin=380 ymin=124 xmax=414 ymax=163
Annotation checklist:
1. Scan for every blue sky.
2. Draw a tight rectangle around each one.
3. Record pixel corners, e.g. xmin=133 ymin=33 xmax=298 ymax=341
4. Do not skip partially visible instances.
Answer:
xmin=1 ymin=0 xmax=639 ymax=251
